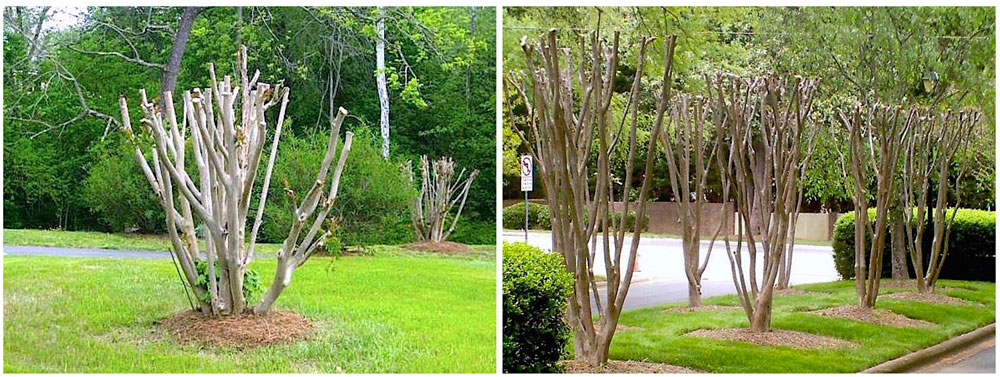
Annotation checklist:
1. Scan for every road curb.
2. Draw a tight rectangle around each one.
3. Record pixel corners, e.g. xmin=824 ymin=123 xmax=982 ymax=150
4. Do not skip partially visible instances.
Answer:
xmin=862 ymin=322 xmax=996 ymax=373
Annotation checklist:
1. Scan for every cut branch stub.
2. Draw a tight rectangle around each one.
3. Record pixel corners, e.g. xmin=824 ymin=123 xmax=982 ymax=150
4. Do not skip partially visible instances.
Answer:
xmin=118 ymin=45 xmax=353 ymax=316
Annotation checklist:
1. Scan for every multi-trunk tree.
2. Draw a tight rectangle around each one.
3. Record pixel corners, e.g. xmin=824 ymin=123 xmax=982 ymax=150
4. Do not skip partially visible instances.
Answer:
xmin=656 ymin=94 xmax=724 ymax=307
xmin=837 ymin=104 xmax=908 ymax=308
xmin=404 ymin=155 xmax=479 ymax=243
xmin=899 ymin=109 xmax=981 ymax=293
xmin=710 ymin=74 xmax=818 ymax=332
xmin=508 ymin=29 xmax=676 ymax=365
xmin=119 ymin=46 xmax=353 ymax=316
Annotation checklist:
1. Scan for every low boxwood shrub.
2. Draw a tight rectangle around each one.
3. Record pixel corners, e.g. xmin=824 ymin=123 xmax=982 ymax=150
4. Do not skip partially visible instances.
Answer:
xmin=503 ymin=242 xmax=572 ymax=373
xmin=502 ymin=202 xmax=547 ymax=230
xmin=832 ymin=208 xmax=995 ymax=282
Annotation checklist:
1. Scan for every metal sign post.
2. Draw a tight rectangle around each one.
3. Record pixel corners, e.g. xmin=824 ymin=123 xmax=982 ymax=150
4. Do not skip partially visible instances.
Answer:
xmin=520 ymin=155 xmax=533 ymax=242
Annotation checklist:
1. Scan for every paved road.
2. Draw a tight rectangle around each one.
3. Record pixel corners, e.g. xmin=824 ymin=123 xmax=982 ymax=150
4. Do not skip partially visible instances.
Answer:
xmin=3 ymin=245 xmax=172 ymax=259
xmin=503 ymin=231 xmax=839 ymax=310
xmin=935 ymin=346 xmax=996 ymax=373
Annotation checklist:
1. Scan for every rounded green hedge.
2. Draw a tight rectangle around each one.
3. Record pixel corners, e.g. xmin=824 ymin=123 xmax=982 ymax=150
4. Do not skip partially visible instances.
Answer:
xmin=832 ymin=208 xmax=995 ymax=282
xmin=502 ymin=202 xmax=649 ymax=232
xmin=502 ymin=242 xmax=572 ymax=373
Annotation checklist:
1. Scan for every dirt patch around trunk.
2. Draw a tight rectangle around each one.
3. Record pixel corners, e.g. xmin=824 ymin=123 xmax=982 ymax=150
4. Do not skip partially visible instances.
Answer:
xmin=687 ymin=328 xmax=855 ymax=349
xmin=773 ymin=288 xmax=825 ymax=297
xmin=616 ymin=324 xmax=642 ymax=331
xmin=403 ymin=240 xmax=470 ymax=254
xmin=810 ymin=305 xmax=934 ymax=328
xmin=882 ymin=291 xmax=973 ymax=306
xmin=665 ymin=305 xmax=740 ymax=313
xmin=560 ymin=359 xmax=700 ymax=373
xmin=161 ymin=310 xmax=314 ymax=348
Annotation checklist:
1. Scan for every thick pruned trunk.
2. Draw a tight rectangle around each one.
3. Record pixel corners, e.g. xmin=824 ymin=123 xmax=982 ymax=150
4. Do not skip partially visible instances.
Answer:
xmin=508 ymin=29 xmax=676 ymax=366
xmin=119 ymin=46 xmax=353 ymax=316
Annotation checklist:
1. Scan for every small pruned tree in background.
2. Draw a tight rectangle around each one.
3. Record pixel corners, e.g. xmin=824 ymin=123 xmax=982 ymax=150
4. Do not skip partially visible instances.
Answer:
xmin=508 ymin=27 xmax=676 ymax=366
xmin=119 ymin=46 xmax=353 ymax=316
xmin=837 ymin=104 xmax=908 ymax=309
xmin=404 ymin=155 xmax=479 ymax=243
xmin=657 ymin=94 xmax=724 ymax=307
xmin=900 ymin=109 xmax=982 ymax=293
xmin=711 ymin=74 xmax=819 ymax=332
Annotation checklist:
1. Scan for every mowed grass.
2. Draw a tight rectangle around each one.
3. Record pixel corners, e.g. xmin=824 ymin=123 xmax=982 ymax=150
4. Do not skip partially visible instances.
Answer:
xmin=3 ymin=246 xmax=496 ymax=373
xmin=609 ymin=279 xmax=995 ymax=373
xmin=3 ymin=228 xmax=283 ymax=255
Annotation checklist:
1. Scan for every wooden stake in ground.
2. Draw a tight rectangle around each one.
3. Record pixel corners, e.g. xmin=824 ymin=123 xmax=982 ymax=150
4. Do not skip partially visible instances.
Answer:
xmin=710 ymin=74 xmax=818 ymax=332
xmin=656 ymin=94 xmax=724 ymax=307
xmin=404 ymin=155 xmax=479 ymax=243
xmin=900 ymin=109 xmax=981 ymax=293
xmin=837 ymin=104 xmax=909 ymax=308
xmin=507 ymin=29 xmax=675 ymax=366
xmin=119 ymin=46 xmax=353 ymax=316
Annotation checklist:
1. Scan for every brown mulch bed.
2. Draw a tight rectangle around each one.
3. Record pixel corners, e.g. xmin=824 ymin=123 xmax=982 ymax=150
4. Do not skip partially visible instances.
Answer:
xmin=810 ymin=305 xmax=933 ymax=328
xmin=665 ymin=305 xmax=740 ymax=313
xmin=877 ymin=279 xmax=919 ymax=290
xmin=161 ymin=310 xmax=314 ymax=347
xmin=403 ymin=240 xmax=470 ymax=254
xmin=882 ymin=291 xmax=973 ymax=306
xmin=687 ymin=328 xmax=855 ymax=349
xmin=560 ymin=359 xmax=700 ymax=373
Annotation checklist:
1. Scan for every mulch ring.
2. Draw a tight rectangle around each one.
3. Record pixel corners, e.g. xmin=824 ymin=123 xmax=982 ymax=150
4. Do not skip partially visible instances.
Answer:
xmin=882 ymin=291 xmax=974 ymax=306
xmin=560 ymin=359 xmax=700 ymax=373
xmin=810 ymin=305 xmax=933 ymax=328
xmin=665 ymin=305 xmax=740 ymax=313
xmin=403 ymin=240 xmax=470 ymax=254
xmin=687 ymin=328 xmax=855 ymax=349
xmin=161 ymin=310 xmax=314 ymax=348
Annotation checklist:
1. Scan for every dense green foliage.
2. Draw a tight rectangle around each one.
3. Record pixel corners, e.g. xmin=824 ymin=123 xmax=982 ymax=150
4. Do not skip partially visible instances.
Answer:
xmin=4 ymin=6 xmax=495 ymax=245
xmin=3 ymin=246 xmax=497 ymax=372
xmin=502 ymin=242 xmax=573 ymax=373
xmin=501 ymin=201 xmax=547 ymax=230
xmin=832 ymin=209 xmax=996 ymax=281
xmin=81 ymin=134 xmax=165 ymax=233
xmin=260 ymin=126 xmax=415 ymax=246
xmin=502 ymin=7 xmax=995 ymax=211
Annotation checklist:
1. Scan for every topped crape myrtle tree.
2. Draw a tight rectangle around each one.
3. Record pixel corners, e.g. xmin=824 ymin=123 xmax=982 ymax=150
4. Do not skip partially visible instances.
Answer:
xmin=118 ymin=46 xmax=353 ymax=316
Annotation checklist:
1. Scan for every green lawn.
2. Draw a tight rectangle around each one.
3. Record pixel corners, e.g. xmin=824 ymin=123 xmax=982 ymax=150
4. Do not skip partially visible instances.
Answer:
xmin=3 ymin=231 xmax=497 ymax=373
xmin=3 ymin=228 xmax=283 ymax=255
xmin=608 ymin=279 xmax=995 ymax=373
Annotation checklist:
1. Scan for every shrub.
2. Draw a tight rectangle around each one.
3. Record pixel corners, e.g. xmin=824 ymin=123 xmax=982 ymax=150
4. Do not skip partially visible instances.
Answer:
xmin=258 ymin=126 xmax=415 ymax=246
xmin=502 ymin=242 xmax=573 ymax=373
xmin=502 ymin=201 xmax=547 ymax=229
xmin=449 ymin=218 xmax=496 ymax=245
xmin=82 ymin=136 xmax=165 ymax=233
xmin=832 ymin=208 xmax=995 ymax=282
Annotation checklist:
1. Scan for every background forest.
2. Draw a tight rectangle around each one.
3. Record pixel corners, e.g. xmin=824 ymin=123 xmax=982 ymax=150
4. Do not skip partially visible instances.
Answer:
xmin=502 ymin=6 xmax=996 ymax=212
xmin=4 ymin=6 xmax=496 ymax=245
